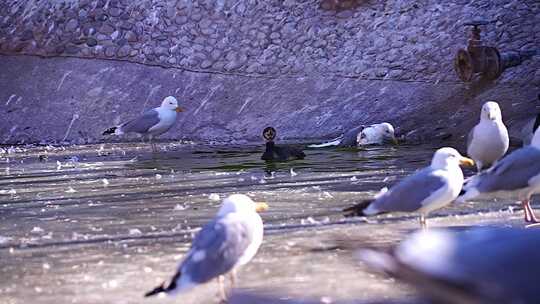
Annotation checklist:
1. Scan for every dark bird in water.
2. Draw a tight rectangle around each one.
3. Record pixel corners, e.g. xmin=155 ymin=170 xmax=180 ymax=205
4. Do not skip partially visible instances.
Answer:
xmin=261 ymin=127 xmax=306 ymax=161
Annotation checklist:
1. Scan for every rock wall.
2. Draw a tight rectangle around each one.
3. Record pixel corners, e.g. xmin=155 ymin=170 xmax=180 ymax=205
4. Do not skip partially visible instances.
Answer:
xmin=0 ymin=0 xmax=539 ymax=144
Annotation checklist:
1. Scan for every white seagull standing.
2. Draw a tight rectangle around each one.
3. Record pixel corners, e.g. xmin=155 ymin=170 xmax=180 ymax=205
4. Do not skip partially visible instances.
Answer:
xmin=308 ymin=122 xmax=397 ymax=148
xmin=103 ymin=96 xmax=184 ymax=152
xmin=145 ymin=194 xmax=268 ymax=302
xmin=359 ymin=227 xmax=540 ymax=304
xmin=466 ymin=101 xmax=509 ymax=171
xmin=458 ymin=127 xmax=540 ymax=226
xmin=344 ymin=147 xmax=474 ymax=229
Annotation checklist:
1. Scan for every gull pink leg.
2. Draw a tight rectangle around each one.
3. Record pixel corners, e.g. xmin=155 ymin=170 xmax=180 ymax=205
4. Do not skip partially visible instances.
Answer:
xmin=522 ymin=200 xmax=540 ymax=228
xmin=217 ymin=275 xmax=228 ymax=303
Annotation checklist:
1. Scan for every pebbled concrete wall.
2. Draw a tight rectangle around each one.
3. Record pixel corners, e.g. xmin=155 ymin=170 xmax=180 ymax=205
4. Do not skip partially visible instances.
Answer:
xmin=0 ymin=0 xmax=539 ymax=144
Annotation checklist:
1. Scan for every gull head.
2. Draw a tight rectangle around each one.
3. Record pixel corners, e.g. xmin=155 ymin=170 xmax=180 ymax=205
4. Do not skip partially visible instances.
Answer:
xmin=377 ymin=123 xmax=397 ymax=144
xmin=431 ymin=147 xmax=474 ymax=169
xmin=480 ymin=101 xmax=502 ymax=121
xmin=161 ymin=96 xmax=184 ymax=112
xmin=262 ymin=127 xmax=277 ymax=141
xmin=217 ymin=194 xmax=268 ymax=216
xmin=359 ymin=123 xmax=397 ymax=144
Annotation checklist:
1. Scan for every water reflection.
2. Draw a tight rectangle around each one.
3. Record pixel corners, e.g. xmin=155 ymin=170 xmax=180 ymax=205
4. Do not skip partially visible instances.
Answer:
xmin=0 ymin=142 xmax=438 ymax=241
xmin=1 ymin=141 xmax=480 ymax=304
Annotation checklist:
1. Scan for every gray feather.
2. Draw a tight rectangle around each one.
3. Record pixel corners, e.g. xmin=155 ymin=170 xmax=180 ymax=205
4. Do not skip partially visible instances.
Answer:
xmin=120 ymin=109 xmax=160 ymax=134
xmin=307 ymin=126 xmax=365 ymax=148
xmin=338 ymin=126 xmax=365 ymax=147
xmin=473 ymin=146 xmax=540 ymax=192
xmin=371 ymin=168 xmax=446 ymax=213
xmin=181 ymin=217 xmax=252 ymax=284
xmin=396 ymin=228 xmax=540 ymax=303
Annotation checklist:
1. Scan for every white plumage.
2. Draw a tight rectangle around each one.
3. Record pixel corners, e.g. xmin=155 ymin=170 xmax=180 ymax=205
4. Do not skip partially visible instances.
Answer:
xmin=466 ymin=101 xmax=509 ymax=171
xmin=357 ymin=123 xmax=397 ymax=145
xmin=344 ymin=147 xmax=474 ymax=229
xmin=145 ymin=194 xmax=267 ymax=302
xmin=103 ymin=96 xmax=183 ymax=151
xmin=459 ymin=127 xmax=540 ymax=226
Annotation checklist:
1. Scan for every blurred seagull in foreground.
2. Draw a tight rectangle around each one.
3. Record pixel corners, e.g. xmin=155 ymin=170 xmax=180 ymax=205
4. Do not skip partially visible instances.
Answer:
xmin=466 ymin=101 xmax=509 ymax=171
xmin=359 ymin=227 xmax=540 ymax=304
xmin=344 ymin=147 xmax=474 ymax=229
xmin=103 ymin=96 xmax=183 ymax=152
xmin=308 ymin=123 xmax=397 ymax=148
xmin=458 ymin=127 xmax=540 ymax=226
xmin=144 ymin=194 xmax=268 ymax=302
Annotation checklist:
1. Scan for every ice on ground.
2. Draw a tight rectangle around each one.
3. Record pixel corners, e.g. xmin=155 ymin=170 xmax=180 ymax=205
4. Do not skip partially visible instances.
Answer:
xmin=129 ymin=228 xmax=142 ymax=236
xmin=0 ymin=189 xmax=16 ymax=195
xmin=290 ymin=168 xmax=298 ymax=177
xmin=174 ymin=204 xmax=186 ymax=211
xmin=31 ymin=227 xmax=44 ymax=234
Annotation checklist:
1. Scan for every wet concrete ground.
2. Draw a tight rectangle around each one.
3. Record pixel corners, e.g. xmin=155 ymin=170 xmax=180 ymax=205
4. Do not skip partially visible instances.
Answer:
xmin=0 ymin=142 xmax=532 ymax=304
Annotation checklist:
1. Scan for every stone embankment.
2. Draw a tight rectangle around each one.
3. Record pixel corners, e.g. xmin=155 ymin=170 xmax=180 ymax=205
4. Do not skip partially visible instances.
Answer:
xmin=0 ymin=0 xmax=538 ymax=144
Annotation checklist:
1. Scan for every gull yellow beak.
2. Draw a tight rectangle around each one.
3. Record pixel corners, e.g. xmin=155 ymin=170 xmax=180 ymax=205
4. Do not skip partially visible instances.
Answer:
xmin=459 ymin=157 xmax=475 ymax=167
xmin=175 ymin=107 xmax=184 ymax=113
xmin=255 ymin=202 xmax=269 ymax=212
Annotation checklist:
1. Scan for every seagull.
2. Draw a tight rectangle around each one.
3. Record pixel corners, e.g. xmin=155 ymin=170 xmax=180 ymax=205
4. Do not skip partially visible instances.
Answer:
xmin=466 ymin=101 xmax=509 ymax=171
xmin=458 ymin=127 xmax=540 ymax=226
xmin=144 ymin=194 xmax=268 ymax=302
xmin=357 ymin=123 xmax=398 ymax=146
xmin=308 ymin=123 xmax=397 ymax=148
xmin=343 ymin=147 xmax=474 ymax=229
xmin=359 ymin=227 xmax=540 ymax=304
xmin=102 ymin=96 xmax=184 ymax=152
xmin=261 ymin=127 xmax=306 ymax=161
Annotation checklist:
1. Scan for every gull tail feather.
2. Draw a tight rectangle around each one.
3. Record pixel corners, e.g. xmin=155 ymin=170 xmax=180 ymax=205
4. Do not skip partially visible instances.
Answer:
xmin=343 ymin=199 xmax=374 ymax=217
xmin=144 ymin=271 xmax=181 ymax=297
xmin=144 ymin=283 xmax=167 ymax=297
xmin=343 ymin=188 xmax=387 ymax=217
xmin=102 ymin=126 xmax=117 ymax=136
xmin=307 ymin=136 xmax=343 ymax=148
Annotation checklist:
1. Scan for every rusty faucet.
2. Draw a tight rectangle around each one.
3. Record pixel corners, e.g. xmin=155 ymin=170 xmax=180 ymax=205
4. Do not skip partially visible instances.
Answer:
xmin=454 ymin=19 xmax=538 ymax=82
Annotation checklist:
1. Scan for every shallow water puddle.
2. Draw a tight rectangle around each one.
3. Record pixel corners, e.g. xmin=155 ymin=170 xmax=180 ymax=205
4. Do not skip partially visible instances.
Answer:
xmin=0 ymin=142 xmax=528 ymax=303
